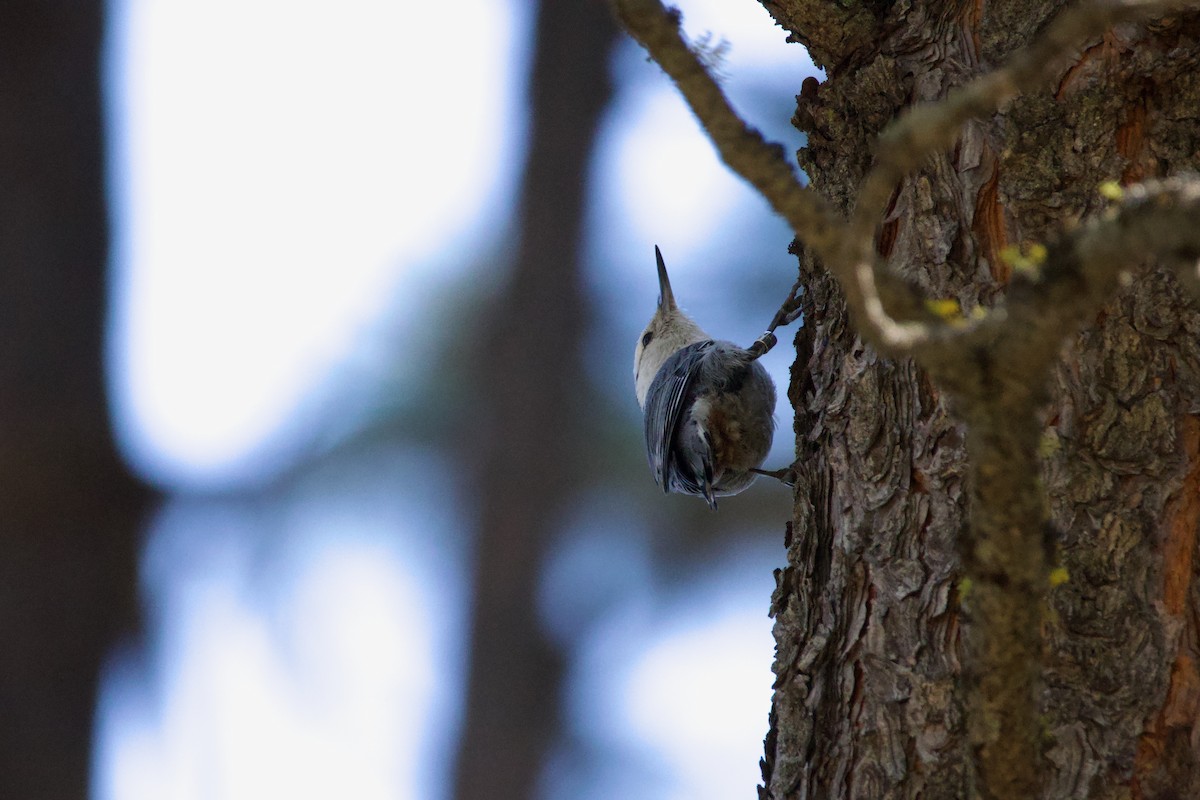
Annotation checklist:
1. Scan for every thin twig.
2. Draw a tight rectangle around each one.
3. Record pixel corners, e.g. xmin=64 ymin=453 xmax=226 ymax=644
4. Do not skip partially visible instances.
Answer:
xmin=611 ymin=0 xmax=844 ymax=266
xmin=612 ymin=0 xmax=1197 ymax=360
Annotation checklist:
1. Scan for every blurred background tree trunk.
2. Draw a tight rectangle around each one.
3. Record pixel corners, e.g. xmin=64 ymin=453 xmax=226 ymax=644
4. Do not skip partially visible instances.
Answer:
xmin=451 ymin=2 xmax=616 ymax=799
xmin=0 ymin=2 xmax=149 ymax=798
xmin=761 ymin=2 xmax=1200 ymax=797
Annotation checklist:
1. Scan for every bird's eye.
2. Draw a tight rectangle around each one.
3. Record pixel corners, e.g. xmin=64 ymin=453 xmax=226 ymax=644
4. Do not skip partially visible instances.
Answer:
xmin=642 ymin=331 xmax=654 ymax=347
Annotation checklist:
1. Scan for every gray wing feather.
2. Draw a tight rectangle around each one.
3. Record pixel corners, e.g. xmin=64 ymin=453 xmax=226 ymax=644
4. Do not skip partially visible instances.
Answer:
xmin=643 ymin=340 xmax=714 ymax=493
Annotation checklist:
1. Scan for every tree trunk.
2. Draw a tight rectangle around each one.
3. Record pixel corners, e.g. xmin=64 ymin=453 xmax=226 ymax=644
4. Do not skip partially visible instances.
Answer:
xmin=450 ymin=2 xmax=616 ymax=799
xmin=761 ymin=2 xmax=1200 ymax=798
xmin=0 ymin=3 xmax=150 ymax=798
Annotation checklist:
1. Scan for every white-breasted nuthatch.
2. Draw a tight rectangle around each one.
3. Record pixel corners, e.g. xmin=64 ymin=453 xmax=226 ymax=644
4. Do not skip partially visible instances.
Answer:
xmin=634 ymin=246 xmax=800 ymax=509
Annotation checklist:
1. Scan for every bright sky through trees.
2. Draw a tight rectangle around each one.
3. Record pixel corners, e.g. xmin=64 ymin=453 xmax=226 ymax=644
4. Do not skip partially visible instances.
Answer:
xmin=105 ymin=0 xmax=529 ymax=486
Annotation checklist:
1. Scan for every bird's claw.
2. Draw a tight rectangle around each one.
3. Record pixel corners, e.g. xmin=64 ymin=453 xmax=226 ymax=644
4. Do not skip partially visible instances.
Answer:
xmin=751 ymin=466 xmax=797 ymax=487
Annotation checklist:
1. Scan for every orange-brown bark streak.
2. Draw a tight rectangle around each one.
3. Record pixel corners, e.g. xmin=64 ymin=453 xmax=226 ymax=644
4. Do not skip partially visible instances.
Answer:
xmin=972 ymin=161 xmax=1009 ymax=284
xmin=1056 ymin=33 xmax=1122 ymax=100
xmin=1117 ymin=98 xmax=1148 ymax=184
xmin=1132 ymin=415 xmax=1200 ymax=799
xmin=964 ymin=0 xmax=983 ymax=58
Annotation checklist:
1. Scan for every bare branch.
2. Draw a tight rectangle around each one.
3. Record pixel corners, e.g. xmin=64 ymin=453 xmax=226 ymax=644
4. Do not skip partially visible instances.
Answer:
xmin=612 ymin=0 xmax=1198 ymax=359
xmin=611 ymin=0 xmax=844 ymax=261
xmin=612 ymin=0 xmax=967 ymax=354
xmin=615 ymin=0 xmax=1200 ymax=363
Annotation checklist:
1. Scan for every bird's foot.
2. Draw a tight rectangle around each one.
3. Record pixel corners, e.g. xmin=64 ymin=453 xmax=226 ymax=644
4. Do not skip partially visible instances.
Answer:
xmin=747 ymin=280 xmax=804 ymax=360
xmin=751 ymin=466 xmax=796 ymax=487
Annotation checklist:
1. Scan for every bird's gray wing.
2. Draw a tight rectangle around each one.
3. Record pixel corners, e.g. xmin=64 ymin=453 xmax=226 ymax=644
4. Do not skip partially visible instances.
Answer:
xmin=643 ymin=340 xmax=714 ymax=493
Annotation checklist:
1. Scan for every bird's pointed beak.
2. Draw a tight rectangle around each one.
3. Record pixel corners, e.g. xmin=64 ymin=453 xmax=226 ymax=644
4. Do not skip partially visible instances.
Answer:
xmin=655 ymin=245 xmax=676 ymax=311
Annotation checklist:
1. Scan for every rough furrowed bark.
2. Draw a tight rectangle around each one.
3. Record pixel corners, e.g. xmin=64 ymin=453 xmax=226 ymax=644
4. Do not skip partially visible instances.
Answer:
xmin=777 ymin=4 xmax=1200 ymax=798
xmin=770 ymin=262 xmax=971 ymax=798
xmin=614 ymin=0 xmax=1200 ymax=798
